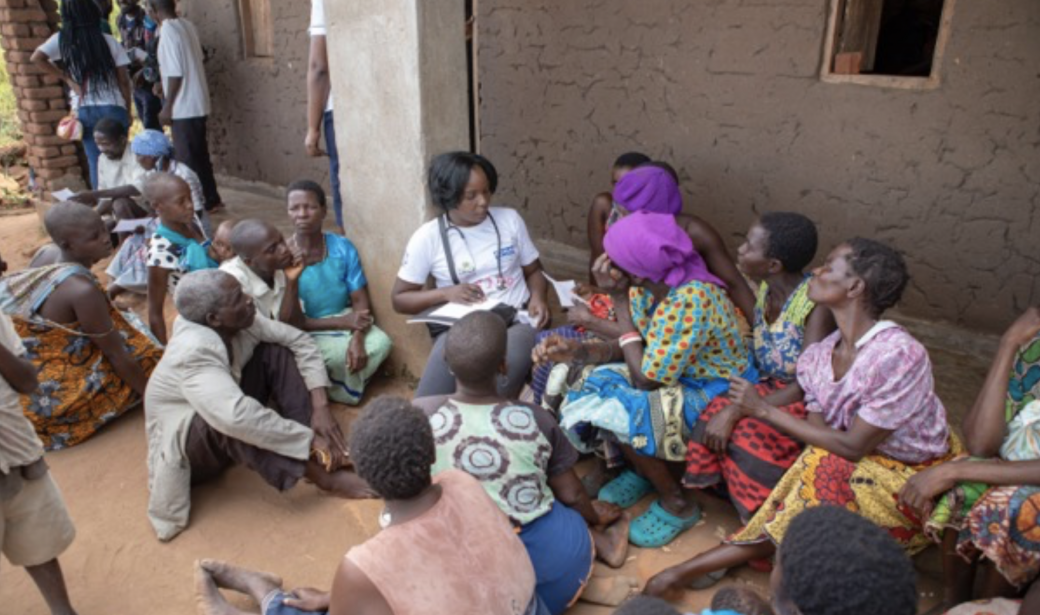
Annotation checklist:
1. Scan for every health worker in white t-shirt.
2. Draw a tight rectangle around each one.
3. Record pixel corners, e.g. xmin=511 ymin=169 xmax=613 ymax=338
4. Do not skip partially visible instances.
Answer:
xmin=393 ymin=152 xmax=551 ymax=398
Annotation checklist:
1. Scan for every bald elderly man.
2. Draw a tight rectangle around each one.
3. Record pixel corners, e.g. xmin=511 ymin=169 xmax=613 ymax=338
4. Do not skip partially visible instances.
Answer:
xmin=143 ymin=269 xmax=373 ymax=541
xmin=220 ymin=219 xmax=391 ymax=406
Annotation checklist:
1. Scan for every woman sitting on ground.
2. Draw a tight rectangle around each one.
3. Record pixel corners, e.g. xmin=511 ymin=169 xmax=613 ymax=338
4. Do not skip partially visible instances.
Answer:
xmin=586 ymin=151 xmax=652 ymax=279
xmin=193 ymin=396 xmax=546 ymax=615
xmin=413 ymin=311 xmax=631 ymax=615
xmin=685 ymin=212 xmax=835 ymax=523
xmin=644 ymin=238 xmax=956 ymax=599
xmin=286 ymin=180 xmax=392 ymax=405
xmin=899 ymin=305 xmax=1040 ymax=611
xmin=534 ymin=212 xmax=754 ymax=549
xmin=0 ymin=203 xmax=161 ymax=450
xmin=529 ymin=151 xmax=650 ymax=404
xmin=146 ymin=172 xmax=220 ymax=344
xmin=611 ymin=163 xmax=756 ymax=321
xmin=392 ymin=151 xmax=550 ymax=398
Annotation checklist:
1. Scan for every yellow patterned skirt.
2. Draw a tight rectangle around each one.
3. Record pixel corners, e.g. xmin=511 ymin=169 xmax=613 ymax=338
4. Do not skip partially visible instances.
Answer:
xmin=729 ymin=440 xmax=960 ymax=554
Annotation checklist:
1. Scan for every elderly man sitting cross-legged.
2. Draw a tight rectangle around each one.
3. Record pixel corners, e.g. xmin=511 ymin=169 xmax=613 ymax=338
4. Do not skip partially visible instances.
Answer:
xmin=144 ymin=269 xmax=374 ymax=542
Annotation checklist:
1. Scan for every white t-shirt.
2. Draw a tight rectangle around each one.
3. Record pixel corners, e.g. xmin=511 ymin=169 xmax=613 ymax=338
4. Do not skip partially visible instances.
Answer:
xmin=157 ymin=18 xmax=211 ymax=120
xmin=398 ymin=207 xmax=540 ymax=308
xmin=309 ymin=0 xmax=334 ymax=113
xmin=37 ymin=33 xmax=130 ymax=109
xmin=98 ymin=145 xmax=146 ymax=192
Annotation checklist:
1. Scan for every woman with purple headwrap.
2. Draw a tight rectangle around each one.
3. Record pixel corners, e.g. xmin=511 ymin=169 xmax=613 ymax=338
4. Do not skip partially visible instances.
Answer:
xmin=611 ymin=164 xmax=756 ymax=321
xmin=533 ymin=212 xmax=755 ymax=548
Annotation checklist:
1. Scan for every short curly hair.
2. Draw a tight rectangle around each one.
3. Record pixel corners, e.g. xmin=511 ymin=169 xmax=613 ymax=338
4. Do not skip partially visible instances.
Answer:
xmin=427 ymin=151 xmax=498 ymax=211
xmin=777 ymin=506 xmax=917 ymax=615
xmin=444 ymin=311 xmax=507 ymax=385
xmin=759 ymin=212 xmax=818 ymax=273
xmin=286 ymin=179 xmax=326 ymax=208
xmin=613 ymin=151 xmax=651 ymax=170
xmin=711 ymin=587 xmax=773 ymax=615
xmin=844 ymin=237 xmax=909 ymax=317
xmin=612 ymin=596 xmax=679 ymax=615
xmin=348 ymin=397 xmax=435 ymax=501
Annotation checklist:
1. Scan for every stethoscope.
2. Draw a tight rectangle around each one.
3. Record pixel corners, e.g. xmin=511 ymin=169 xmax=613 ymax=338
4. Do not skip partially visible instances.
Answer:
xmin=443 ymin=211 xmax=507 ymax=291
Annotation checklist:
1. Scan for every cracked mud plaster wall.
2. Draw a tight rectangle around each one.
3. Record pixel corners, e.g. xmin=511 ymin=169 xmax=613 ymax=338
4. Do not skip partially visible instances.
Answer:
xmin=477 ymin=0 xmax=1040 ymax=333
xmin=180 ymin=0 xmax=327 ymax=189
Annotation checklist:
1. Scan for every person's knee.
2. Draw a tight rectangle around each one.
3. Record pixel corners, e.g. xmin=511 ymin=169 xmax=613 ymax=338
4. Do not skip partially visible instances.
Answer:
xmin=112 ymin=197 xmax=145 ymax=220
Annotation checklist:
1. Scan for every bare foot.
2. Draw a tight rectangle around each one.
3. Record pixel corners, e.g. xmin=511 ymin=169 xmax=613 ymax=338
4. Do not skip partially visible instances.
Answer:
xmin=580 ymin=575 xmax=640 ymax=606
xmin=594 ymin=511 xmax=631 ymax=568
xmin=194 ymin=561 xmax=252 ymax=615
xmin=199 ymin=559 xmax=282 ymax=604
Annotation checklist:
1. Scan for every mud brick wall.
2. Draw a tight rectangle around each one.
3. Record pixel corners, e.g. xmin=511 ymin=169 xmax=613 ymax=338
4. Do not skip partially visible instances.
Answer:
xmin=476 ymin=0 xmax=1040 ymax=333
xmin=179 ymin=0 xmax=327 ymax=191
xmin=0 ymin=0 xmax=85 ymax=190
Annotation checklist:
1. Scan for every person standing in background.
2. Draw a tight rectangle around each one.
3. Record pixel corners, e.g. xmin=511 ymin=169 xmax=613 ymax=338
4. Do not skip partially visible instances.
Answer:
xmin=31 ymin=0 xmax=132 ymax=190
xmin=148 ymin=0 xmax=224 ymax=212
xmin=304 ymin=0 xmax=345 ymax=235
xmin=117 ymin=0 xmax=163 ymax=130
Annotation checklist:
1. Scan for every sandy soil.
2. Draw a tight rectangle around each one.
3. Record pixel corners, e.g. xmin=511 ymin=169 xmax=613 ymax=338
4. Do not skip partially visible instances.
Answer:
xmin=0 ymin=209 xmax=971 ymax=614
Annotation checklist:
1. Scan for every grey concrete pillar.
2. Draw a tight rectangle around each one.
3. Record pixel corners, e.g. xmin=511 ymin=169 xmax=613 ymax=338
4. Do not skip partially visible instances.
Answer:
xmin=323 ymin=0 xmax=469 ymax=381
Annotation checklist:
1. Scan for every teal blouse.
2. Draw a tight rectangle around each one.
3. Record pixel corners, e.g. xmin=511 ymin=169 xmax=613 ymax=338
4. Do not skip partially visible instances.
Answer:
xmin=298 ymin=233 xmax=368 ymax=318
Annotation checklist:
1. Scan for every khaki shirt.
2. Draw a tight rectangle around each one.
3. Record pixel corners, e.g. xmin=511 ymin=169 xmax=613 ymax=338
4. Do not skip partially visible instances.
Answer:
xmin=144 ymin=314 xmax=328 ymax=541
xmin=220 ymin=257 xmax=287 ymax=321
xmin=0 ymin=312 xmax=43 ymax=474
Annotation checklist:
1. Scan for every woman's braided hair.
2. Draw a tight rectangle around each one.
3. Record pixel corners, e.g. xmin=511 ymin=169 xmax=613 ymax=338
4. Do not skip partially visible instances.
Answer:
xmin=845 ymin=237 xmax=909 ymax=317
xmin=59 ymin=0 xmax=119 ymax=97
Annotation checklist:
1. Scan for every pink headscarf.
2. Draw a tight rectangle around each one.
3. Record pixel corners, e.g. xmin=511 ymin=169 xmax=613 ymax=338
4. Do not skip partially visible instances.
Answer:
xmin=613 ymin=165 xmax=682 ymax=215
xmin=603 ymin=212 xmax=726 ymax=288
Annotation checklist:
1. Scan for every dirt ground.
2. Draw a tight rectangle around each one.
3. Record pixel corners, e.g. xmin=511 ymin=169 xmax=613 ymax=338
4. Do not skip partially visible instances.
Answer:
xmin=0 ymin=206 xmax=988 ymax=614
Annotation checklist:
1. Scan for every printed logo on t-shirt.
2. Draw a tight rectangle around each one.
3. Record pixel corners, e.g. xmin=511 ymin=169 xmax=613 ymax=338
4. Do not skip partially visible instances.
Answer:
xmin=496 ymin=244 xmax=517 ymax=261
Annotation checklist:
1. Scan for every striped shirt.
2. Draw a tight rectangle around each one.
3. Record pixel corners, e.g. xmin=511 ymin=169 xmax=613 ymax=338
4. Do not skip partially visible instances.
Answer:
xmin=0 ymin=311 xmax=43 ymax=473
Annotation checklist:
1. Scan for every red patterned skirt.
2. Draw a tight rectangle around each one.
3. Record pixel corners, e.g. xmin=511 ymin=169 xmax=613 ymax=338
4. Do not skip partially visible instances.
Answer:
xmin=684 ymin=380 xmax=806 ymax=522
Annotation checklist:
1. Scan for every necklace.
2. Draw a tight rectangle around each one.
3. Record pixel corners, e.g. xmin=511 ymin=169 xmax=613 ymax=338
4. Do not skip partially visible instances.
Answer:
xmin=290 ymin=232 xmax=328 ymax=264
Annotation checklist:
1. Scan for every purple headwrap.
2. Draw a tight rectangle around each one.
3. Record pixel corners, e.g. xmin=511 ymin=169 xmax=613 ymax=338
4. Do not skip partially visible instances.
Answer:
xmin=613 ymin=165 xmax=682 ymax=215
xmin=604 ymin=212 xmax=726 ymax=288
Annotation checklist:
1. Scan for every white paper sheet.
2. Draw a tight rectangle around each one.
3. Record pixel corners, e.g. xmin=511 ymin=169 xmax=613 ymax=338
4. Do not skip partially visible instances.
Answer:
xmin=112 ymin=217 xmax=155 ymax=234
xmin=542 ymin=271 xmax=578 ymax=308
xmin=428 ymin=298 xmax=499 ymax=320
xmin=51 ymin=188 xmax=77 ymax=201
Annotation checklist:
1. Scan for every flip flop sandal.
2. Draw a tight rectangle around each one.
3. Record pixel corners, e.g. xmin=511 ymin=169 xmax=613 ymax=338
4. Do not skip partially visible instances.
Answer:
xmin=628 ymin=500 xmax=702 ymax=548
xmin=597 ymin=469 xmax=653 ymax=508
xmin=688 ymin=568 xmax=727 ymax=590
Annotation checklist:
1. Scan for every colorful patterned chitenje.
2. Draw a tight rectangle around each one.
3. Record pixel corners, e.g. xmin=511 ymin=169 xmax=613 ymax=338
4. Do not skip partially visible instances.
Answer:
xmin=926 ymin=333 xmax=1040 ymax=589
xmin=559 ymin=281 xmax=753 ymax=461
xmin=730 ymin=441 xmax=960 ymax=554
xmin=1007 ymin=335 xmax=1040 ymax=422
xmin=0 ymin=263 xmax=162 ymax=450
xmin=684 ymin=277 xmax=817 ymax=522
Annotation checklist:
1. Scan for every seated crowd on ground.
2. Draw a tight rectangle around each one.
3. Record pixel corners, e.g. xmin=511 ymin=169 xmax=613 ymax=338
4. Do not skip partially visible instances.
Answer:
xmin=1 ymin=1 xmax=1036 ymax=614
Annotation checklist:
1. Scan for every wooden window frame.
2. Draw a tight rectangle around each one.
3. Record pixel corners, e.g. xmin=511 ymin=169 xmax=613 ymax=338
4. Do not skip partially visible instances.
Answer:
xmin=820 ymin=0 xmax=956 ymax=90
xmin=237 ymin=0 xmax=274 ymax=59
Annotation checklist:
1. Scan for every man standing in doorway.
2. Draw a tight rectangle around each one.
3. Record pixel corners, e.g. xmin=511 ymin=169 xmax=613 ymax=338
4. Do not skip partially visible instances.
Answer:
xmin=148 ymin=0 xmax=224 ymax=212
xmin=305 ymin=0 xmax=344 ymax=235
